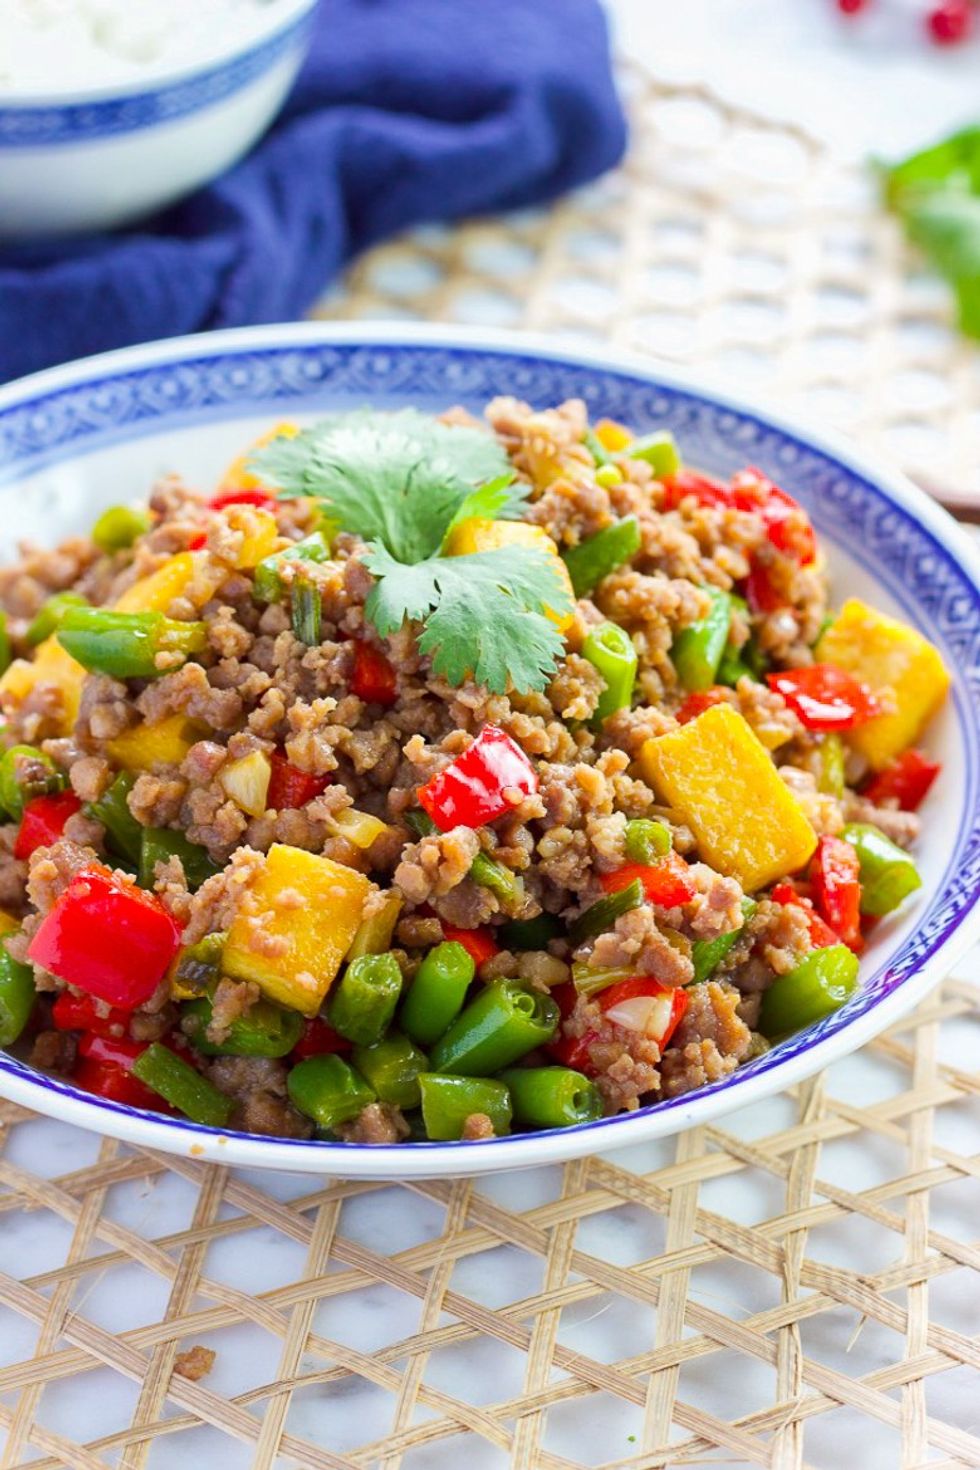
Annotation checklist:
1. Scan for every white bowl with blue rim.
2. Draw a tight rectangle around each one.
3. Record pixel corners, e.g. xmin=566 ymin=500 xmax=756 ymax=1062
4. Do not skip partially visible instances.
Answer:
xmin=0 ymin=0 xmax=319 ymax=240
xmin=0 ymin=322 xmax=977 ymax=1177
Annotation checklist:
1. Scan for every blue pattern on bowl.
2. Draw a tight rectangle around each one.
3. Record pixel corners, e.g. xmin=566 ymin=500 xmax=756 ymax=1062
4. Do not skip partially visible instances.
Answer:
xmin=0 ymin=332 xmax=976 ymax=1155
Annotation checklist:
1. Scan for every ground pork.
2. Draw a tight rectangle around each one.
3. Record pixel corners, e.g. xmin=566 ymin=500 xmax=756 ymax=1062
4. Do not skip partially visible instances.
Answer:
xmin=28 ymin=1028 xmax=76 ymax=1074
xmin=778 ymin=764 xmax=845 ymax=836
xmin=394 ymin=827 xmax=480 ymax=905
xmin=26 ymin=839 xmax=98 ymax=915
xmin=173 ymin=1347 xmax=216 ymax=1383
xmin=207 ymin=1055 xmax=312 ymax=1139
xmin=841 ymin=793 xmax=920 ymax=850
xmin=461 ymin=1113 xmax=496 ymax=1141
xmin=175 ymin=847 xmax=266 ymax=944
xmin=683 ymin=864 xmax=745 ymax=939
xmin=588 ymin=904 xmax=694 ymax=987
xmin=334 ymin=1102 xmax=410 ymax=1144
xmin=204 ymin=977 xmax=260 ymax=1045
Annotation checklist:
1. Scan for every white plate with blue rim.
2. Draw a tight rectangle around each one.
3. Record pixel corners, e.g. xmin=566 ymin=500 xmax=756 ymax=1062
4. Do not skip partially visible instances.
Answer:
xmin=0 ymin=322 xmax=977 ymax=1178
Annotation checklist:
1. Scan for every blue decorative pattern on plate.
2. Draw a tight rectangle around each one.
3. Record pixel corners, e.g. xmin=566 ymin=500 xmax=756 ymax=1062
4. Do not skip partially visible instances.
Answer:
xmin=0 ymin=325 xmax=976 ymax=1176
xmin=0 ymin=12 xmax=313 ymax=146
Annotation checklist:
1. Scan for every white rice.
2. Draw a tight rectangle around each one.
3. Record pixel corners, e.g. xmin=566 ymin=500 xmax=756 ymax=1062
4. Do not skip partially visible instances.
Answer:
xmin=0 ymin=0 xmax=294 ymax=95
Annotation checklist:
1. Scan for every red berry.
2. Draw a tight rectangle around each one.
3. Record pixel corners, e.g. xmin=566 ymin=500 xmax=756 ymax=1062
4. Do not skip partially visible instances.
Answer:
xmin=927 ymin=0 xmax=973 ymax=43
xmin=837 ymin=0 xmax=868 ymax=13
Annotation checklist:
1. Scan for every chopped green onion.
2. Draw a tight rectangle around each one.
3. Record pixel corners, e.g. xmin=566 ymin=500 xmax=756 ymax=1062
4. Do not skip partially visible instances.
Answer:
xmin=630 ymin=431 xmax=681 ymax=479
xmin=568 ymin=878 xmax=643 ymax=946
xmin=582 ymin=620 xmax=637 ymax=726
xmin=562 ymin=517 xmax=641 ymax=598
xmin=624 ymin=818 xmax=672 ymax=864
xmin=92 ymin=505 xmax=152 ymax=554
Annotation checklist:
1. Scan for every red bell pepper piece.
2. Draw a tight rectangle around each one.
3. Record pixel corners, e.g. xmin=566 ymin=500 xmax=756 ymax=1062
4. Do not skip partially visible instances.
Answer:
xmin=676 ymin=687 xmax=728 ymax=725
xmin=744 ymin=560 xmax=785 ymax=614
xmin=599 ymin=851 xmax=696 ymax=908
xmin=597 ymin=976 xmax=688 ymax=1050
xmin=661 ymin=469 xmax=733 ymax=511
xmin=350 ymin=638 xmax=398 ymax=707
xmin=419 ymin=724 xmax=539 ymax=831
xmin=545 ymin=981 xmax=598 ymax=1071
xmin=863 ymin=749 xmax=940 ymax=811
xmin=29 ymin=865 xmax=182 ymax=1008
xmin=810 ymin=835 xmax=863 ymax=952
xmin=52 ymin=991 xmax=131 ymax=1037
xmin=187 ymin=530 xmax=208 ymax=551
xmin=767 ymin=664 xmax=881 ymax=732
xmin=266 ymin=749 xmax=330 ymax=810
xmin=730 ymin=468 xmax=816 ymax=566
xmin=14 ymin=791 xmax=82 ymax=862
xmin=291 ymin=1017 xmax=352 ymax=1060
xmin=440 ymin=921 xmax=500 ymax=969
xmin=73 ymin=1032 xmax=160 ymax=1109
xmin=208 ymin=487 xmax=276 ymax=511
xmin=770 ymin=882 xmax=840 ymax=949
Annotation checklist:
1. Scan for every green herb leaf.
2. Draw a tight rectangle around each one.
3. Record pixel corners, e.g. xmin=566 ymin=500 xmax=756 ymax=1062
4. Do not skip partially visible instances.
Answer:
xmin=363 ymin=542 xmax=572 ymax=694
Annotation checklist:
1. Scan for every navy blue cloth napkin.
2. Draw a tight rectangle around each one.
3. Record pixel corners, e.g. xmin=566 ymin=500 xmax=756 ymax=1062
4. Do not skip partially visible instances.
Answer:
xmin=0 ymin=0 xmax=626 ymax=384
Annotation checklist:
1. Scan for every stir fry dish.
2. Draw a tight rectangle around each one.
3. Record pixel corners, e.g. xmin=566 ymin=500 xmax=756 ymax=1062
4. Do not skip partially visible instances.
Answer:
xmin=0 ymin=400 xmax=949 ymax=1144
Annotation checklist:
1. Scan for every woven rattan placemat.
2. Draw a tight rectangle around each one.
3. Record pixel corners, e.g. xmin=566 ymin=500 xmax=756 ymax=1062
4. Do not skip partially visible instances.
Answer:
xmin=1 ymin=74 xmax=978 ymax=1470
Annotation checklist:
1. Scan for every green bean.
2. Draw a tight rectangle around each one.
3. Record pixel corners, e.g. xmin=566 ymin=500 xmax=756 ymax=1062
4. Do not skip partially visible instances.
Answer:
xmin=171 ymin=933 xmax=226 ymax=997
xmin=562 ymin=517 xmax=641 ymax=598
xmin=758 ymin=943 xmax=859 ymax=1039
xmin=567 ymin=878 xmax=643 ymax=946
xmin=842 ymin=823 xmax=922 ymax=916
xmin=85 ymin=771 xmax=143 ymax=866
xmin=690 ymin=897 xmax=758 ymax=984
xmin=290 ymin=572 xmax=322 ymax=646
xmin=671 ymin=589 xmax=733 ymax=691
xmin=352 ymin=1032 xmax=428 ymax=1110
xmin=0 ymin=744 xmax=65 ymax=821
xmin=498 ymin=1066 xmax=603 ymax=1128
xmin=418 ymin=1073 xmax=512 ymax=1140
xmin=25 ymin=592 xmax=89 ymax=647
xmin=131 ymin=1043 xmax=233 ymax=1127
xmin=327 ymin=952 xmax=403 ymax=1047
xmin=498 ymin=913 xmax=564 ymax=950
xmin=630 ymin=430 xmax=681 ymax=479
xmin=139 ymin=827 xmax=219 ymax=892
xmin=57 ymin=608 xmax=206 ymax=679
xmin=430 ymin=980 xmax=559 ymax=1076
xmin=0 ymin=945 xmax=35 ymax=1047
xmin=287 ymin=1054 xmax=376 ymax=1132
xmin=181 ymin=989 xmax=304 ymax=1058
xmin=252 ymin=532 xmax=330 ymax=604
xmin=92 ymin=505 xmax=152 ymax=553
xmin=624 ymin=818 xmax=672 ymax=864
xmin=399 ymin=941 xmax=474 ymax=1047
xmin=582 ymin=620 xmax=637 ymax=726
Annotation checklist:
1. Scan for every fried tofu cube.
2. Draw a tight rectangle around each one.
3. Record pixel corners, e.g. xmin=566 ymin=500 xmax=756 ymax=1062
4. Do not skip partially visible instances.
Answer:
xmin=816 ymin=598 xmax=950 ymax=770
xmin=223 ymin=844 xmax=371 ymax=1016
xmin=639 ymin=702 xmax=817 ymax=891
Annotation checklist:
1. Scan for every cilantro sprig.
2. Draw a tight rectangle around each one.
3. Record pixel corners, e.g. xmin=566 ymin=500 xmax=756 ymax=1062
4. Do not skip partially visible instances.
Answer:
xmin=252 ymin=410 xmax=573 ymax=693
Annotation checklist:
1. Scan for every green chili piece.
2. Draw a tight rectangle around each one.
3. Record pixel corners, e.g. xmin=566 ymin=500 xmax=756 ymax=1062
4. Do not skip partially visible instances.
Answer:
xmin=25 ymin=592 xmax=89 ymax=647
xmin=399 ymin=941 xmax=474 ymax=1047
xmin=352 ymin=1032 xmax=428 ymax=1110
xmin=92 ymin=505 xmax=152 ymax=553
xmin=759 ymin=943 xmax=859 ymax=1039
xmin=583 ymin=428 xmax=612 ymax=467
xmin=570 ymin=962 xmax=635 ymax=998
xmin=85 ymin=771 xmax=142 ymax=865
xmin=182 ymin=988 xmax=304 ymax=1058
xmin=469 ymin=850 xmax=523 ymax=903
xmin=841 ymin=823 xmax=923 ymax=916
xmin=131 ymin=1043 xmax=233 ymax=1127
xmin=0 ymin=945 xmax=35 ymax=1047
xmin=562 ymin=516 xmax=641 ymax=598
xmin=290 ymin=572 xmax=322 ymax=646
xmin=630 ymin=431 xmax=681 ymax=478
xmin=57 ymin=608 xmax=207 ymax=680
xmin=818 ymin=733 xmax=846 ymax=799
xmin=327 ymin=952 xmax=403 ymax=1047
xmin=171 ymin=933 xmax=226 ymax=997
xmin=498 ymin=1066 xmax=603 ymax=1128
xmin=0 ymin=744 xmax=65 ymax=821
xmin=582 ymin=620 xmax=637 ymax=726
xmin=624 ymin=817 xmax=672 ymax=864
xmin=0 ymin=611 xmax=10 ymax=677
xmin=430 ymin=980 xmax=559 ymax=1076
xmin=690 ymin=897 xmax=758 ymax=984
xmin=287 ymin=1054 xmax=376 ymax=1132
xmin=671 ymin=589 xmax=733 ymax=692
xmin=498 ymin=913 xmax=564 ymax=950
xmin=716 ymin=644 xmax=753 ymax=687
xmin=418 ymin=1073 xmax=512 ymax=1140
xmin=567 ymin=877 xmax=643 ymax=947
xmin=252 ymin=532 xmax=330 ymax=604
xmin=139 ymin=827 xmax=220 ymax=892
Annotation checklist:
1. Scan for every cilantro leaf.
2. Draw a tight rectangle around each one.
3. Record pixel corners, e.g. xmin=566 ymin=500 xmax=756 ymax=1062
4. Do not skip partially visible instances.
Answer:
xmin=362 ymin=542 xmax=572 ymax=694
